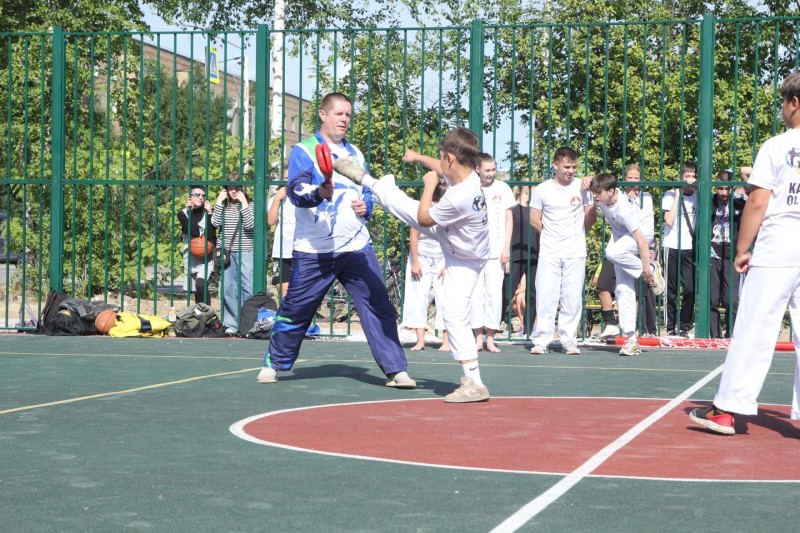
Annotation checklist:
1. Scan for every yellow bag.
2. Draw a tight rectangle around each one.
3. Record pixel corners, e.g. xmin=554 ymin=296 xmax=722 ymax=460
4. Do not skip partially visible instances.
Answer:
xmin=109 ymin=312 xmax=171 ymax=338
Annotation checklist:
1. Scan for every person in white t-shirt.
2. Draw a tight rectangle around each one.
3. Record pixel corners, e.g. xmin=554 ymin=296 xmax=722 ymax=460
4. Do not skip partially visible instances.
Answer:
xmin=690 ymin=70 xmax=800 ymax=435
xmin=401 ymin=181 xmax=448 ymax=351
xmin=661 ymin=162 xmax=697 ymax=336
xmin=470 ymin=153 xmax=515 ymax=352
xmin=267 ymin=169 xmax=297 ymax=301
xmin=529 ymin=147 xmax=596 ymax=355
xmin=589 ymin=173 xmax=664 ymax=356
xmin=335 ymin=127 xmax=493 ymax=403
xmin=593 ymin=163 xmax=659 ymax=340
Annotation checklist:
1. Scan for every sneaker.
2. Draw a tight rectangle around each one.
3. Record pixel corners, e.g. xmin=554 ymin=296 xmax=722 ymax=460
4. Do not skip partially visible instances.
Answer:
xmin=530 ymin=344 xmax=549 ymax=355
xmin=689 ymin=405 xmax=735 ymax=435
xmin=649 ymin=261 xmax=665 ymax=296
xmin=562 ymin=340 xmax=580 ymax=355
xmin=333 ymin=158 xmax=367 ymax=184
xmin=619 ymin=339 xmax=642 ymax=356
xmin=256 ymin=367 xmax=277 ymax=384
xmin=443 ymin=377 xmax=490 ymax=403
xmin=225 ymin=326 xmax=238 ymax=336
xmin=385 ymin=371 xmax=417 ymax=389
xmin=599 ymin=324 xmax=620 ymax=340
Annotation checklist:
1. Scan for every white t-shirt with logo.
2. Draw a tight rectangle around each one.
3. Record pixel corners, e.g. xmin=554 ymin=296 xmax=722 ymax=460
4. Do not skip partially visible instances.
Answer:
xmin=429 ymin=172 xmax=490 ymax=262
xmin=599 ymin=194 xmax=652 ymax=245
xmin=661 ymin=190 xmax=697 ymax=250
xmin=482 ymin=179 xmax=516 ymax=258
xmin=267 ymin=190 xmax=297 ymax=259
xmin=529 ymin=177 xmax=593 ymax=259
xmin=749 ymin=129 xmax=800 ymax=267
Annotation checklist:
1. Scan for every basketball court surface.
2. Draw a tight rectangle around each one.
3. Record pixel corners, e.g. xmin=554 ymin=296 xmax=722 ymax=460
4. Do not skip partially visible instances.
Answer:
xmin=2 ymin=334 xmax=799 ymax=531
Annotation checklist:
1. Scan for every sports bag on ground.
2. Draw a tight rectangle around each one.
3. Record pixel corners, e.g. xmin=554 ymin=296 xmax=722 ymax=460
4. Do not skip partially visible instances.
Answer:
xmin=172 ymin=303 xmax=225 ymax=338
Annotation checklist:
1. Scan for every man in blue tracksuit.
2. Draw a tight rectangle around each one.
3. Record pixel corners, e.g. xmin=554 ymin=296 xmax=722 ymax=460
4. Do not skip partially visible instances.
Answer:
xmin=257 ymin=92 xmax=416 ymax=389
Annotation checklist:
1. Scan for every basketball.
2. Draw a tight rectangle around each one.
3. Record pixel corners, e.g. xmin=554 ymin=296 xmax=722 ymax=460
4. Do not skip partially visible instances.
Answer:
xmin=190 ymin=237 xmax=213 ymax=258
xmin=95 ymin=310 xmax=117 ymax=335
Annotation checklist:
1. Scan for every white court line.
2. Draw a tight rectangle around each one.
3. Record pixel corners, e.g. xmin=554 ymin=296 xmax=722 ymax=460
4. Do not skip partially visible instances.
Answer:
xmin=490 ymin=363 xmax=725 ymax=533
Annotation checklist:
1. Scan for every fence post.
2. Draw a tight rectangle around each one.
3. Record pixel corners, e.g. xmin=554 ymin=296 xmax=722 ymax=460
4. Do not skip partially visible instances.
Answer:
xmin=695 ymin=12 xmax=715 ymax=339
xmin=50 ymin=27 xmax=65 ymax=293
xmin=252 ymin=24 xmax=269 ymax=295
xmin=469 ymin=19 xmax=484 ymax=144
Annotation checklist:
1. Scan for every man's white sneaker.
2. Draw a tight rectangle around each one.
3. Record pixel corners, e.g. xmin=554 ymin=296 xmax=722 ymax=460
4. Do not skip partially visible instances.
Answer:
xmin=333 ymin=158 xmax=367 ymax=184
xmin=385 ymin=371 xmax=417 ymax=389
xmin=619 ymin=340 xmax=642 ymax=356
xmin=530 ymin=344 xmax=549 ymax=355
xmin=257 ymin=367 xmax=277 ymax=383
xmin=562 ymin=340 xmax=581 ymax=355
xmin=599 ymin=324 xmax=620 ymax=340
xmin=649 ymin=261 xmax=666 ymax=296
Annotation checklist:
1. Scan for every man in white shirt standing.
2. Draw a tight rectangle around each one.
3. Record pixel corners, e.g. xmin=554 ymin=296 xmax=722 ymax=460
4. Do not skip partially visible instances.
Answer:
xmin=661 ymin=162 xmax=697 ymax=336
xmin=470 ymin=153 xmax=515 ymax=352
xmin=529 ymin=147 xmax=596 ymax=355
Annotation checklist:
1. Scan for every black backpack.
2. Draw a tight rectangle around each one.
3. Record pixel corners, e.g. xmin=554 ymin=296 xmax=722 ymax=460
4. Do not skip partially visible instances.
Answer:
xmin=51 ymin=309 xmax=95 ymax=336
xmin=38 ymin=290 xmax=70 ymax=335
xmin=238 ymin=292 xmax=278 ymax=336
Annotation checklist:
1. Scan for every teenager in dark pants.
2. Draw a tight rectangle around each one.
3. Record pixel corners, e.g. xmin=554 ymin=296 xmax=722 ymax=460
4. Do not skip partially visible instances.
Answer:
xmin=709 ymin=171 xmax=746 ymax=338
xmin=661 ymin=163 xmax=697 ymax=336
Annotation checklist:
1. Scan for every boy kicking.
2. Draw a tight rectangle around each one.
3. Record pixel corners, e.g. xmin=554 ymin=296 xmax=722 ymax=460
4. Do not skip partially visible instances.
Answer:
xmin=335 ymin=127 xmax=492 ymax=403
xmin=690 ymin=71 xmax=800 ymax=435
xmin=589 ymin=173 xmax=664 ymax=356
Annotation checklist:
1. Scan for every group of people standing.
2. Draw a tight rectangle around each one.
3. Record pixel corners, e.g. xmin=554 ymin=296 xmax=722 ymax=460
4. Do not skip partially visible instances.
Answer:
xmin=176 ymin=88 xmax=764 ymax=409
xmin=178 ymin=175 xmax=255 ymax=335
xmin=182 ymin=72 xmax=800 ymax=438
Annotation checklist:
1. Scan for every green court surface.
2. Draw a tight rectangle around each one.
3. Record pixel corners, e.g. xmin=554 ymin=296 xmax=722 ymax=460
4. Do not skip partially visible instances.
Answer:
xmin=1 ymin=334 xmax=799 ymax=532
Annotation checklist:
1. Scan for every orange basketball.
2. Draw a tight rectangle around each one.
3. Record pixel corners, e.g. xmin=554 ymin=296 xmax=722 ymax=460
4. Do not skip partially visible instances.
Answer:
xmin=95 ymin=310 xmax=117 ymax=335
xmin=190 ymin=237 xmax=213 ymax=258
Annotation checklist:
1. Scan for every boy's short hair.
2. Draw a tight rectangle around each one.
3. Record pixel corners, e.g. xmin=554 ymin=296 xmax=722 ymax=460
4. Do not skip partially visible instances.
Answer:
xmin=440 ymin=127 xmax=480 ymax=169
xmin=780 ymin=71 xmax=800 ymax=102
xmin=682 ymin=161 xmax=697 ymax=173
xmin=715 ymin=170 xmax=733 ymax=181
xmin=554 ymin=146 xmax=578 ymax=162
xmin=590 ymin=173 xmax=617 ymax=193
xmin=320 ymin=92 xmax=352 ymax=111
xmin=477 ymin=152 xmax=495 ymax=166
xmin=189 ymin=184 xmax=206 ymax=193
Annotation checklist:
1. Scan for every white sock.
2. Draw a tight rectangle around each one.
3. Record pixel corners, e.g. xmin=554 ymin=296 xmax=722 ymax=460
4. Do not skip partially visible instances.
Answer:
xmin=462 ymin=362 xmax=484 ymax=386
xmin=361 ymin=175 xmax=377 ymax=189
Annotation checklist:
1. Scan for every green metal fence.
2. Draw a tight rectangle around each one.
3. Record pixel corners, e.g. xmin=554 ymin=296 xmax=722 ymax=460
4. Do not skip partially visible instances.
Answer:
xmin=1 ymin=14 xmax=798 ymax=339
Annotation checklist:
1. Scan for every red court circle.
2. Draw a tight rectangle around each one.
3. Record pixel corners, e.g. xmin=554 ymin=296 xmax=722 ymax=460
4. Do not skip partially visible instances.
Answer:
xmin=231 ymin=397 xmax=800 ymax=482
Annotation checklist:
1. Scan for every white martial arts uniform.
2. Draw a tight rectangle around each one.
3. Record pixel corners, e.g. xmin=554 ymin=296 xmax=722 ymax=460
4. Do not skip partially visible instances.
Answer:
xmin=529 ymin=177 xmax=594 ymax=347
xmin=369 ymin=173 xmax=489 ymax=361
xmin=470 ymin=179 xmax=515 ymax=330
xmin=401 ymin=231 xmax=445 ymax=331
xmin=713 ymin=128 xmax=800 ymax=419
xmin=598 ymin=195 xmax=654 ymax=338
